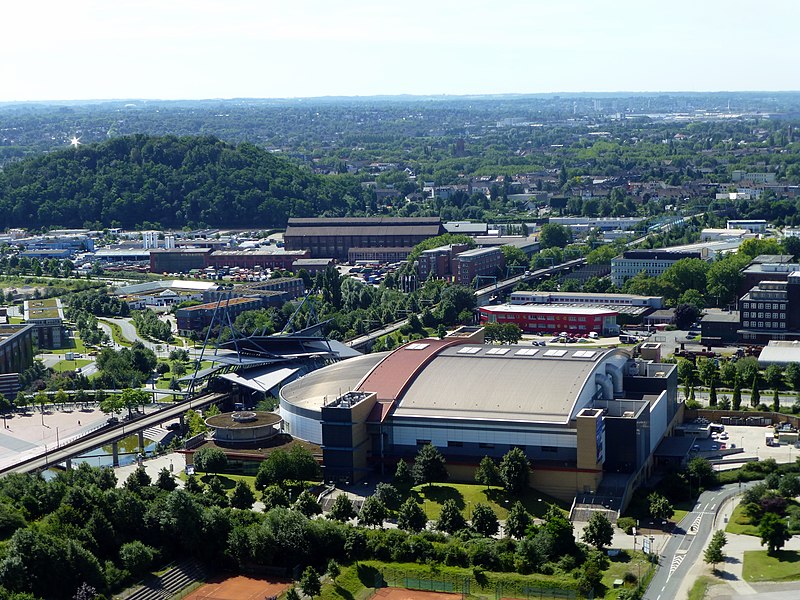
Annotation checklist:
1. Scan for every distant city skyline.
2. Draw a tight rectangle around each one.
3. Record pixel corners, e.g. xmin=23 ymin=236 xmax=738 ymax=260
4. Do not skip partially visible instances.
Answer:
xmin=3 ymin=0 xmax=798 ymax=102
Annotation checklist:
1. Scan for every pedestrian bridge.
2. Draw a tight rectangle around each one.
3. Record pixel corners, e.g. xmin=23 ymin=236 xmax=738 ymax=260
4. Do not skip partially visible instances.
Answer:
xmin=0 ymin=392 xmax=229 ymax=476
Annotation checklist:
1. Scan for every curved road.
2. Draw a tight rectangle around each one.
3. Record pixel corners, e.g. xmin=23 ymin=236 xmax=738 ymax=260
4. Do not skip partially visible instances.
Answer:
xmin=644 ymin=482 xmax=753 ymax=600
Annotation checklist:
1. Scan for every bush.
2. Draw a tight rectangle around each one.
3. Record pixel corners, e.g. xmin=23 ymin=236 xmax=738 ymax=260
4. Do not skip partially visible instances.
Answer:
xmin=623 ymin=571 xmax=638 ymax=584
xmin=617 ymin=517 xmax=636 ymax=535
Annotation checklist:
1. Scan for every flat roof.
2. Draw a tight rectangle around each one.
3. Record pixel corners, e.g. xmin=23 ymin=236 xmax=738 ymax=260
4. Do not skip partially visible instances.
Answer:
xmin=394 ymin=345 xmax=612 ymax=423
xmin=179 ymin=297 xmax=262 ymax=312
xmin=479 ymin=304 xmax=617 ymax=316
xmin=701 ymin=311 xmax=740 ymax=323
xmin=24 ymin=298 xmax=62 ymax=321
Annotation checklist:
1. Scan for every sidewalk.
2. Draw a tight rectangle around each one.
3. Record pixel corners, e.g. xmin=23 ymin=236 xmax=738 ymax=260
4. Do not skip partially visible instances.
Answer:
xmin=675 ymin=493 xmax=800 ymax=599
xmin=114 ymin=451 xmax=185 ymax=488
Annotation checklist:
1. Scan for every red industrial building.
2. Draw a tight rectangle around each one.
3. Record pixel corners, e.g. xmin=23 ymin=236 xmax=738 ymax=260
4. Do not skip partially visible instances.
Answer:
xmin=478 ymin=304 xmax=618 ymax=336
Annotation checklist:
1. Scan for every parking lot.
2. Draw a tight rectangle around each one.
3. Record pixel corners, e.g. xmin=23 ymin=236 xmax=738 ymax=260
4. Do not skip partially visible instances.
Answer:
xmin=693 ymin=423 xmax=800 ymax=469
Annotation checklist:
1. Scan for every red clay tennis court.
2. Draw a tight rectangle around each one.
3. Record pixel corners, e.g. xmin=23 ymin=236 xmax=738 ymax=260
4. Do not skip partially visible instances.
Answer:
xmin=183 ymin=575 xmax=291 ymax=600
xmin=372 ymin=587 xmax=462 ymax=600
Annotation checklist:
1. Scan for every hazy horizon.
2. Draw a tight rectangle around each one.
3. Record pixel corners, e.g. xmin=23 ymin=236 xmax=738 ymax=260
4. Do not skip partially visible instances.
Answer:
xmin=4 ymin=0 xmax=799 ymax=103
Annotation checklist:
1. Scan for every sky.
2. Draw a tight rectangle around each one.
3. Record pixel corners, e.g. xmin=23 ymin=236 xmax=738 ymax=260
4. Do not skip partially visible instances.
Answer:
xmin=2 ymin=0 xmax=799 ymax=102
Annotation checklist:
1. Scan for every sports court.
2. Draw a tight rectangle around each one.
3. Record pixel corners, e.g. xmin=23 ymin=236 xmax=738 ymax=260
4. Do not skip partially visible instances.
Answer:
xmin=183 ymin=575 xmax=290 ymax=600
xmin=372 ymin=587 xmax=462 ymax=600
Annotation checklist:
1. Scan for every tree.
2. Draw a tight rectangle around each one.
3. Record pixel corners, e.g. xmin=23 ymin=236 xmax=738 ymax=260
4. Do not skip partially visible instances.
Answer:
xmin=538 ymin=224 xmax=571 ymax=249
xmin=786 ymin=362 xmax=800 ymax=391
xmin=327 ymin=494 xmax=356 ymax=522
xmin=687 ymin=456 xmax=717 ymax=488
xmin=397 ymin=497 xmax=427 ymax=532
xmin=505 ymin=501 xmax=532 ymax=539
xmin=471 ymin=503 xmax=499 ymax=537
xmin=393 ymin=459 xmax=414 ymax=491
xmin=230 ymin=479 xmax=256 ymax=510
xmin=293 ymin=490 xmax=322 ymax=517
xmin=499 ymin=447 xmax=530 ymax=494
xmin=261 ymin=486 xmax=290 ymax=511
xmin=155 ymin=467 xmax=177 ymax=491
xmin=751 ymin=375 xmax=761 ymax=408
xmin=412 ymin=444 xmax=448 ymax=488
xmin=648 ymin=492 xmax=674 ymax=522
xmin=703 ymin=539 xmax=725 ymax=571
xmin=300 ymin=566 xmax=322 ymax=599
xmin=773 ymin=388 xmax=781 ymax=413
xmin=475 ymin=456 xmax=501 ymax=489
xmin=286 ymin=589 xmax=301 ymax=600
xmin=193 ymin=447 xmax=228 ymax=475
xmin=759 ymin=512 xmax=791 ymax=554
xmin=327 ymin=559 xmax=341 ymax=583
xmin=765 ymin=364 xmax=784 ymax=390
xmin=436 ymin=499 xmax=467 ymax=534
xmin=674 ymin=303 xmax=700 ymax=330
xmin=582 ymin=512 xmax=614 ymax=550
xmin=543 ymin=504 xmax=576 ymax=557
xmin=709 ymin=379 xmax=718 ymax=407
xmin=373 ymin=482 xmax=401 ymax=511
xmin=119 ymin=540 xmax=157 ymax=577
xmin=358 ymin=496 xmax=387 ymax=528
xmin=733 ymin=378 xmax=742 ymax=411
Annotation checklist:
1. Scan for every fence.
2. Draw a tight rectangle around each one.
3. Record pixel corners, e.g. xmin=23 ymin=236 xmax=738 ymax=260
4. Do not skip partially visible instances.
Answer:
xmin=374 ymin=567 xmax=580 ymax=600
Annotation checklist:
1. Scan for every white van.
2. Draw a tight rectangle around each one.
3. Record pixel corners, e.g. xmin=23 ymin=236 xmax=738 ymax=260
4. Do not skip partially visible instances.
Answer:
xmin=588 ymin=332 xmax=599 ymax=340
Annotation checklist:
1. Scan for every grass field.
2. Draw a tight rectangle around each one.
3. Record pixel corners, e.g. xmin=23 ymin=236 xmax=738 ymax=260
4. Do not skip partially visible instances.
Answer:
xmin=600 ymin=551 xmax=652 ymax=599
xmin=725 ymin=504 xmax=759 ymax=536
xmin=743 ymin=550 xmax=800 ymax=582
xmin=52 ymin=358 xmax=92 ymax=373
xmin=45 ymin=336 xmax=87 ymax=355
xmin=687 ymin=576 xmax=714 ymax=600
xmin=411 ymin=483 xmax=567 ymax=520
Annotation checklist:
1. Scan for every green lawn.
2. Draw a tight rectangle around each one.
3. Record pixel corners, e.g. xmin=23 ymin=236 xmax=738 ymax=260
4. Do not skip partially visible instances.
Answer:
xmin=177 ymin=472 xmax=258 ymax=496
xmin=601 ymin=551 xmax=652 ymax=599
xmin=726 ymin=504 xmax=759 ymax=536
xmin=52 ymin=358 xmax=91 ymax=373
xmin=743 ymin=550 xmax=800 ymax=582
xmin=411 ymin=483 xmax=567 ymax=521
xmin=687 ymin=576 xmax=714 ymax=600
xmin=323 ymin=561 xmax=581 ymax=600
xmin=45 ymin=335 xmax=87 ymax=354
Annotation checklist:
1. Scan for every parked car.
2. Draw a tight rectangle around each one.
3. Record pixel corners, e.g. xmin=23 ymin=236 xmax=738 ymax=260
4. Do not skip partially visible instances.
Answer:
xmin=106 ymin=417 xmax=119 ymax=425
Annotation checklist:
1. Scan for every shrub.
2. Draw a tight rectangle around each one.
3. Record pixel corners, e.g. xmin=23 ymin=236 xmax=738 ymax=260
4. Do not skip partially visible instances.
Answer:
xmin=617 ymin=517 xmax=636 ymax=535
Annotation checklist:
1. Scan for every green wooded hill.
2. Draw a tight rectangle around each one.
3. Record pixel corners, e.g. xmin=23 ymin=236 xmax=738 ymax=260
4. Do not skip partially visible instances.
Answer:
xmin=0 ymin=134 xmax=371 ymax=229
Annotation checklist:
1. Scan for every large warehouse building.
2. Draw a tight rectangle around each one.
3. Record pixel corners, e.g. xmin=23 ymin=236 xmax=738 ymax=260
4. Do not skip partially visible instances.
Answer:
xmin=279 ymin=327 xmax=679 ymax=507
xmin=284 ymin=216 xmax=445 ymax=260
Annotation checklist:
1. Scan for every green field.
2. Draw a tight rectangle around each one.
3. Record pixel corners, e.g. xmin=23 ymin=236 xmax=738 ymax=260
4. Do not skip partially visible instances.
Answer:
xmin=600 ymin=551 xmax=652 ymax=599
xmin=725 ymin=504 xmax=759 ymax=536
xmin=45 ymin=335 xmax=87 ymax=354
xmin=411 ymin=483 xmax=567 ymax=521
xmin=743 ymin=550 xmax=800 ymax=582
xmin=687 ymin=576 xmax=714 ymax=600
xmin=52 ymin=358 xmax=92 ymax=373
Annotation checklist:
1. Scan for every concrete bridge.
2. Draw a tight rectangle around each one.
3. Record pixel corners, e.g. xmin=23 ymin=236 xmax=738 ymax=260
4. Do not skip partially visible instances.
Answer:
xmin=0 ymin=392 xmax=228 ymax=475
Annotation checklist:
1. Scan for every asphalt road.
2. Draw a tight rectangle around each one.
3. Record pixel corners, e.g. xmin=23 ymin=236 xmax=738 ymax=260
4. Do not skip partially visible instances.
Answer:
xmin=644 ymin=482 xmax=752 ymax=600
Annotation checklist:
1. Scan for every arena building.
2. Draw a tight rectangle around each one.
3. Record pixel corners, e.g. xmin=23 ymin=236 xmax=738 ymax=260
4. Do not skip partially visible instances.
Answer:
xmin=279 ymin=327 xmax=679 ymax=508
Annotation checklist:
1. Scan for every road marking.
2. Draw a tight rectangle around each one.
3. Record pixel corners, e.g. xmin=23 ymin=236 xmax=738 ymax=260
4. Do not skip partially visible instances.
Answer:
xmin=687 ymin=514 xmax=702 ymax=535
xmin=661 ymin=586 xmax=666 ymax=591
xmin=711 ymin=503 xmax=716 ymax=510
xmin=656 ymin=595 xmax=661 ymax=600
xmin=669 ymin=553 xmax=685 ymax=578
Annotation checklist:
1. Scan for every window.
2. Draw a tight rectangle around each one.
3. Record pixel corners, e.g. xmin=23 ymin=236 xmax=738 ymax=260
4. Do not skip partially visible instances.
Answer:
xmin=541 ymin=446 xmax=558 ymax=453
xmin=447 ymin=441 xmax=463 ymax=448
xmin=479 ymin=443 xmax=495 ymax=449
xmin=416 ymin=439 xmax=431 ymax=446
